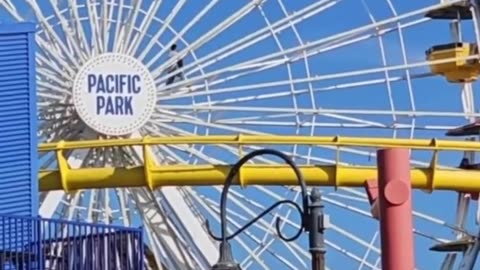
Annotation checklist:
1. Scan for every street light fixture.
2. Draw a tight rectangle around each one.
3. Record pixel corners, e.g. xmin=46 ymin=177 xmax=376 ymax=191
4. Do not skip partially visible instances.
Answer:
xmin=205 ymin=148 xmax=327 ymax=270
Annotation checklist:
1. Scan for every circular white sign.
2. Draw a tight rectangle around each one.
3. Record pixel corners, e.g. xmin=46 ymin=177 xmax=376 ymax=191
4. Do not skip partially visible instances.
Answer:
xmin=73 ymin=53 xmax=156 ymax=136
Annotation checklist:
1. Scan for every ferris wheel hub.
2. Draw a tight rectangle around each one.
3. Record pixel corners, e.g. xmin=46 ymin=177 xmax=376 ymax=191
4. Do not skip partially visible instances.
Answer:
xmin=72 ymin=53 xmax=157 ymax=136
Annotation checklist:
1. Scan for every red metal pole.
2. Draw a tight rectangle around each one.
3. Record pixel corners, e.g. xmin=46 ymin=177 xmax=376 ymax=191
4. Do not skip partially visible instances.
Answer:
xmin=377 ymin=148 xmax=415 ymax=270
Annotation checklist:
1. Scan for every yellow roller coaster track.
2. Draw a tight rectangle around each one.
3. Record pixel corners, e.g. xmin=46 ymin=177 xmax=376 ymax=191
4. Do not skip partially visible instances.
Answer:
xmin=38 ymin=135 xmax=480 ymax=193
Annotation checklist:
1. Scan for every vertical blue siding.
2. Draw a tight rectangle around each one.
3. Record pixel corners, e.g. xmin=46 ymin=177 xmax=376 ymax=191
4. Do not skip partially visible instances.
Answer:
xmin=0 ymin=23 xmax=37 ymax=217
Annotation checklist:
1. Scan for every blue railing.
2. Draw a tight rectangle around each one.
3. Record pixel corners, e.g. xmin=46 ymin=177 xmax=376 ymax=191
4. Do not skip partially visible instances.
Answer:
xmin=0 ymin=214 xmax=143 ymax=270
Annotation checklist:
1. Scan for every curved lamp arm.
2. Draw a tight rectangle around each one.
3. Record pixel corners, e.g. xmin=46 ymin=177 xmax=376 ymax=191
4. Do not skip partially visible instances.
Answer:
xmin=206 ymin=148 xmax=310 ymax=245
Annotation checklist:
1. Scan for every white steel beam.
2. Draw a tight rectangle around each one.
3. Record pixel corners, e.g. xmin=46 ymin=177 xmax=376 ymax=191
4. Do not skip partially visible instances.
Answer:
xmin=129 ymin=188 xmax=196 ymax=269
xmin=130 ymin=133 xmax=218 ymax=267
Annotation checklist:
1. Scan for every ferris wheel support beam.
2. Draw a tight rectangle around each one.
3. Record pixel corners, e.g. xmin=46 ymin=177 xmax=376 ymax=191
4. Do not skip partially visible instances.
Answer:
xmin=128 ymin=188 xmax=199 ymax=269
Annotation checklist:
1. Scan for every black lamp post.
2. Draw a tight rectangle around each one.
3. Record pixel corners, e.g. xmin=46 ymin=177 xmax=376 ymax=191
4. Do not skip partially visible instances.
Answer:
xmin=205 ymin=148 xmax=327 ymax=270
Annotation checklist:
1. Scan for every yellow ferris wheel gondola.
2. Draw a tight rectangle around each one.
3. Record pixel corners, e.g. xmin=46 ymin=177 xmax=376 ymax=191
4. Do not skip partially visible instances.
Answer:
xmin=426 ymin=42 xmax=480 ymax=83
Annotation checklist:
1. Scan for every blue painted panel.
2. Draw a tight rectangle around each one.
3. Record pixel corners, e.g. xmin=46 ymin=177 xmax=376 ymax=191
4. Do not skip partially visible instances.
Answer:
xmin=0 ymin=23 xmax=37 ymax=217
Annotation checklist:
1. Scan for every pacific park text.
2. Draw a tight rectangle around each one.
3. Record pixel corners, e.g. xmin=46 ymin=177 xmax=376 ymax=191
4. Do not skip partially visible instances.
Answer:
xmin=87 ymin=74 xmax=142 ymax=115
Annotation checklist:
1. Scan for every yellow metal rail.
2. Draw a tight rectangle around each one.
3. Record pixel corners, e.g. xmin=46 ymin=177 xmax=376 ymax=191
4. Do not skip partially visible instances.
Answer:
xmin=38 ymin=135 xmax=480 ymax=192
xmin=38 ymin=135 xmax=480 ymax=151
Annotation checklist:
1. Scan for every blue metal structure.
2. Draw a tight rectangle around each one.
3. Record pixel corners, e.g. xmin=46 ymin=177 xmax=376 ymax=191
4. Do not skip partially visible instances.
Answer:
xmin=0 ymin=214 xmax=144 ymax=269
xmin=0 ymin=23 xmax=146 ymax=269
xmin=0 ymin=22 xmax=37 ymax=216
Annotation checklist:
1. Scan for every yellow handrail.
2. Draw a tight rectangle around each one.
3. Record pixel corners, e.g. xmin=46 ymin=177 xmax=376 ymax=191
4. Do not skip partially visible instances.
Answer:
xmin=38 ymin=135 xmax=480 ymax=151
xmin=37 ymin=135 xmax=479 ymax=192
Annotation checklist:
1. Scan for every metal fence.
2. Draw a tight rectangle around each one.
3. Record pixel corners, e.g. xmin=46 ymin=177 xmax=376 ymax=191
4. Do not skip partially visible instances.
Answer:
xmin=0 ymin=214 xmax=143 ymax=270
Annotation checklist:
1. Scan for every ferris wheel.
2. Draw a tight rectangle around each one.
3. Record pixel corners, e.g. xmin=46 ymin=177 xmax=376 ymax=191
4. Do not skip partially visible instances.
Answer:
xmin=1 ymin=0 xmax=480 ymax=269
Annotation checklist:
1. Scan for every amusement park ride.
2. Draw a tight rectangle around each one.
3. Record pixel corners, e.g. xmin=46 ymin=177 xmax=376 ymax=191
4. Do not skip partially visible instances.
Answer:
xmin=6 ymin=0 xmax=480 ymax=269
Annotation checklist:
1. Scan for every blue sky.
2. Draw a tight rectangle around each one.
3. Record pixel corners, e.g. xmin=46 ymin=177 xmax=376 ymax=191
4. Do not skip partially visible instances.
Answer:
xmin=3 ymin=0 xmax=480 ymax=269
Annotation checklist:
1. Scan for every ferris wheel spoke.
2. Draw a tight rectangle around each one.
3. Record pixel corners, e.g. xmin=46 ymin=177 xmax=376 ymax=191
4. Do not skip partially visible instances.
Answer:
xmin=124 ymin=132 xmax=219 ymax=266
xmin=0 ymin=0 xmax=16 ymax=12
xmin=146 ymin=122 xmax=289 ymax=166
xmin=329 ymin=223 xmax=381 ymax=255
xmin=133 ymin=150 xmax=225 ymax=266
xmin=86 ymin=189 xmax=101 ymax=222
xmin=159 ymin=68 xmax=431 ymax=104
xmin=157 ymin=106 xmax=389 ymax=132
xmin=48 ymin=0 xmax=90 ymax=64
xmin=100 ymin=0 xmax=114 ymax=53
xmin=212 ymin=119 xmax=452 ymax=131
xmin=214 ymin=109 xmax=386 ymax=129
xmin=249 ymin=191 xmax=379 ymax=266
xmin=85 ymin=0 xmax=104 ymax=54
xmin=125 ymin=0 xmax=163 ymax=56
xmin=115 ymin=0 xmax=143 ymax=54
xmin=145 ymin=120 xmax=280 ymax=164
xmin=262 ymin=187 xmax=390 ymax=249
xmin=142 ymin=123 xmax=278 ymax=165
xmin=275 ymin=0 xmax=307 ymax=45
xmin=257 ymin=190 xmax=304 ymax=266
xmin=358 ymin=231 xmax=380 ymax=270
xmin=160 ymin=144 xmax=223 ymax=165
xmin=159 ymin=7 xmax=429 ymax=92
xmin=39 ymin=120 xmax=81 ymax=142
xmin=60 ymin=191 xmax=82 ymax=220
xmin=141 ymin=124 xmax=211 ymax=164
xmin=67 ymin=0 xmax=92 ymax=58
xmin=36 ymin=37 xmax=77 ymax=76
xmin=148 ymin=112 xmax=440 ymax=168
xmin=152 ymin=0 xmax=338 ymax=87
xmin=257 ymin=4 xmax=303 ymax=127
xmin=211 ymin=54 xmax=431 ymax=99
xmin=161 ymin=104 xmax=478 ymax=119
xmin=110 ymin=0 xmax=127 ymax=53
xmin=384 ymin=0 xmax=418 ymax=140
xmin=227 ymin=2 xmax=438 ymax=69
xmin=150 ymin=0 xmax=265 ymax=78
xmin=252 ymin=187 xmax=381 ymax=252
xmin=361 ymin=1 xmax=398 ymax=138
xmin=37 ymin=70 xmax=71 ymax=93
xmin=128 ymin=188 xmax=199 ymax=269
xmin=204 ymin=187 xmax=379 ymax=268
xmin=240 ymin=189 xmax=309 ymax=268
xmin=206 ymin=186 xmax=382 ymax=268
xmin=0 ymin=1 xmax=33 ymax=26
xmin=326 ymin=239 xmax=380 ymax=269
xmin=37 ymin=82 xmax=70 ymax=98
xmin=274 ymin=0 xmax=319 ymax=155
xmin=321 ymin=195 xmax=374 ymax=219
xmin=37 ymin=91 xmax=65 ymax=102
xmin=243 ymin=236 xmax=305 ymax=269
xmin=40 ymin=121 xmax=81 ymax=140
xmin=135 ymin=0 xmax=218 ymax=61
xmin=327 ymin=192 xmax=369 ymax=203
xmin=37 ymin=110 xmax=75 ymax=127
xmin=138 ymin=0 xmax=186 ymax=63
xmin=37 ymin=54 xmax=74 ymax=84
xmin=26 ymin=0 xmax=82 ymax=69
xmin=321 ymin=192 xmax=450 ymax=245
xmin=114 ymin=188 xmax=132 ymax=227
xmin=130 ymin=145 xmax=221 ymax=267
xmin=102 ymin=189 xmax=112 ymax=223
